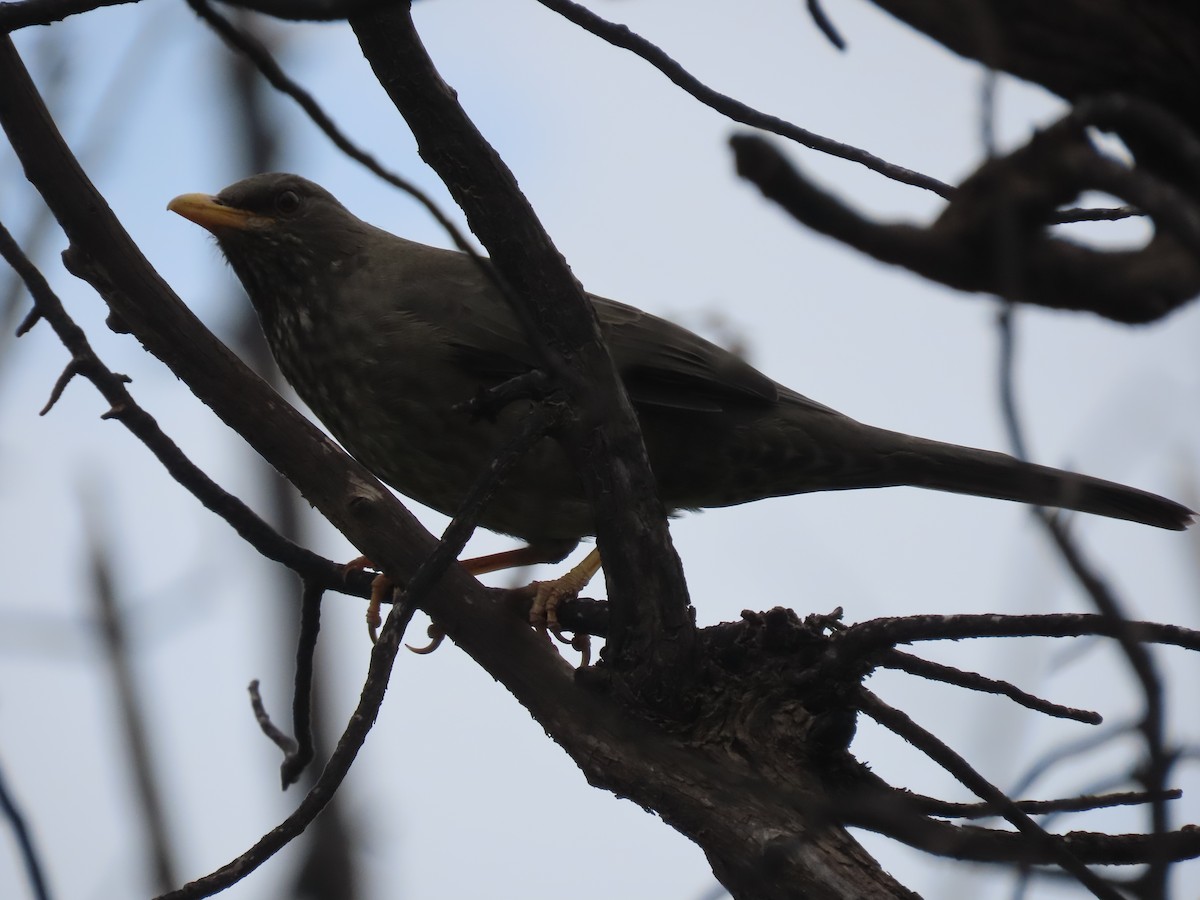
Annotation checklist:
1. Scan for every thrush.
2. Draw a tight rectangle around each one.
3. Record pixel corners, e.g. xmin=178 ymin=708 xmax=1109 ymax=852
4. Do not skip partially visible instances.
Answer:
xmin=168 ymin=174 xmax=1193 ymax=642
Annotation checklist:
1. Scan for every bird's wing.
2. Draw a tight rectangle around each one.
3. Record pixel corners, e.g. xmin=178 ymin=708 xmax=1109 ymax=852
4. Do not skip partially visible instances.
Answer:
xmin=375 ymin=242 xmax=786 ymax=413
xmin=591 ymin=296 xmax=779 ymax=412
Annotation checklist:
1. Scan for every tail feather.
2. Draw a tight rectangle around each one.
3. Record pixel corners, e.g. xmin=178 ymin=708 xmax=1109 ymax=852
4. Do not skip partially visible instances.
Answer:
xmin=885 ymin=434 xmax=1193 ymax=531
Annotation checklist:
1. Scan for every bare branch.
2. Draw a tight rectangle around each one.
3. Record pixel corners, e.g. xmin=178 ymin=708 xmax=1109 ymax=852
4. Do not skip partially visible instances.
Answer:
xmin=186 ymin=0 xmax=580 ymax=392
xmin=157 ymin=595 xmax=419 ymax=900
xmin=805 ymin=0 xmax=847 ymax=50
xmin=730 ymin=126 xmax=1200 ymax=323
xmin=163 ymin=377 xmax=569 ymax=898
xmin=244 ymin=586 xmax=320 ymax=789
xmin=281 ymin=580 xmax=323 ymax=788
xmin=37 ymin=357 xmax=80 ymax=415
xmin=350 ymin=3 xmax=696 ymax=690
xmin=907 ymin=787 xmax=1182 ymax=820
xmin=0 ymin=0 xmax=136 ymax=31
xmin=537 ymin=0 xmax=949 ymax=197
xmin=248 ymin=681 xmax=299 ymax=759
xmin=865 ymin=0 xmax=1200 ymax=141
xmin=998 ymin=303 xmax=1176 ymax=889
xmin=846 ymin=795 xmax=1200 ymax=866
xmin=859 ymin=690 xmax=1122 ymax=898
xmin=879 ymin=648 xmax=1102 ymax=724
xmin=835 ymin=612 xmax=1200 ymax=655
xmin=84 ymin=494 xmax=179 ymax=892
xmin=1009 ymin=720 xmax=1140 ymax=800
xmin=0 ymin=755 xmax=52 ymax=900
xmin=0 ymin=217 xmax=368 ymax=600
xmin=192 ymin=0 xmax=387 ymax=23
xmin=184 ymin=0 xmax=476 ymax=256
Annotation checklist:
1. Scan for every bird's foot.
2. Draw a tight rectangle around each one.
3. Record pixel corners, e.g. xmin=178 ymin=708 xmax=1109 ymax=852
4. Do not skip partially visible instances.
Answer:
xmin=345 ymin=556 xmax=448 ymax=653
xmin=343 ymin=544 xmax=598 ymax=659
xmin=515 ymin=548 xmax=601 ymax=665
xmin=344 ymin=556 xmax=394 ymax=644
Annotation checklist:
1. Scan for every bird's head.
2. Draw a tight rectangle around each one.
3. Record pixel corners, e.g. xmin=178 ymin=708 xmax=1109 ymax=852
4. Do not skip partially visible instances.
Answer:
xmin=169 ymin=173 xmax=372 ymax=309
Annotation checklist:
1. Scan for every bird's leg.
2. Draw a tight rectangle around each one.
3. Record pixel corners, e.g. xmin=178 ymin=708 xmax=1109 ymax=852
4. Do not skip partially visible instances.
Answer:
xmin=459 ymin=543 xmax=574 ymax=576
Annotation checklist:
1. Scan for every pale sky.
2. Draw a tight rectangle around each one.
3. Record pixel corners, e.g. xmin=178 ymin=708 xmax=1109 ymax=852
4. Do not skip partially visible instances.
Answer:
xmin=2 ymin=2 xmax=1198 ymax=899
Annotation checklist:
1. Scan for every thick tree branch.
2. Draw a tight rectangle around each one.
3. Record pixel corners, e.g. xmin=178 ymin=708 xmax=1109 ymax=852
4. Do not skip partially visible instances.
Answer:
xmin=349 ymin=2 xmax=697 ymax=690
xmin=0 ymin=0 xmax=134 ymax=30
xmin=5 ymin=6 xmax=1197 ymax=897
xmin=0 ymin=28 xmax=586 ymax=757
xmin=0 ymin=33 xmax=920 ymax=900
xmin=185 ymin=0 xmax=488 ymax=268
xmin=0 ymin=217 xmax=370 ymax=600
xmin=731 ymin=119 xmax=1200 ymax=323
xmin=867 ymin=1 xmax=1200 ymax=145
xmin=192 ymin=0 xmax=387 ymax=21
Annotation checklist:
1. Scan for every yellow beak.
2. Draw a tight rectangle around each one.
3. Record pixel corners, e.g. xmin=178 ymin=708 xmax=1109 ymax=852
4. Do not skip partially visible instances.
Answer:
xmin=167 ymin=193 xmax=263 ymax=233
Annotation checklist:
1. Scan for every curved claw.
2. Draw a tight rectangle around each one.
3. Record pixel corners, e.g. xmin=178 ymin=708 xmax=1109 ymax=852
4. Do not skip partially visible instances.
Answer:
xmin=569 ymin=632 xmax=592 ymax=668
xmin=407 ymin=623 xmax=446 ymax=655
xmin=540 ymin=595 xmax=593 ymax=667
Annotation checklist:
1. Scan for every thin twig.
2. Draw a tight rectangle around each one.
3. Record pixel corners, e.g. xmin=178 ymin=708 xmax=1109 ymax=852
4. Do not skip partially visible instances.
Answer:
xmin=248 ymin=680 xmax=298 ymax=757
xmin=157 ymin=398 xmax=564 ymax=899
xmin=536 ymin=0 xmax=950 ymax=196
xmin=834 ymin=612 xmax=1200 ymax=655
xmin=905 ymin=786 xmax=1181 ymax=820
xmin=156 ymin=594 xmax=418 ymax=900
xmin=38 ymin=357 xmax=80 ymax=415
xmin=0 ymin=218 xmax=371 ymax=601
xmin=85 ymin=493 xmax=179 ymax=892
xmin=1009 ymin=719 xmax=1140 ymax=801
xmin=1053 ymin=205 xmax=1136 ymax=223
xmin=879 ymin=648 xmax=1101 ymax=724
xmin=281 ymin=579 xmax=324 ymax=788
xmin=351 ymin=3 xmax=696 ymax=684
xmin=996 ymin=289 xmax=1173 ymax=887
xmin=0 ymin=0 xmax=134 ymax=31
xmin=187 ymin=0 xmax=569 ymax=389
xmin=805 ymin=0 xmax=846 ymax=50
xmin=840 ymin=781 xmax=1200 ymax=865
xmin=860 ymin=690 xmax=1124 ymax=899
xmin=0 ymin=754 xmax=52 ymax=900
xmin=185 ymin=0 xmax=479 ymax=264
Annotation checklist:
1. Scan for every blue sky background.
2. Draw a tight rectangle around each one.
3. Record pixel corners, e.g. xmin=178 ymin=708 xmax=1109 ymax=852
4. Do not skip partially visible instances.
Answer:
xmin=2 ymin=1 xmax=1198 ymax=898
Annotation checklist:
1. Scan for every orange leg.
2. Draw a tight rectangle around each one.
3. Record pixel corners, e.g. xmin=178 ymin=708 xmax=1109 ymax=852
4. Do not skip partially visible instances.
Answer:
xmin=460 ymin=542 xmax=576 ymax=576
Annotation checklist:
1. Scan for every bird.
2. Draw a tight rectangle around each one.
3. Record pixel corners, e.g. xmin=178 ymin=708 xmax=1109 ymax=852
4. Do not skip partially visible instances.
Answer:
xmin=168 ymin=173 xmax=1193 ymax=644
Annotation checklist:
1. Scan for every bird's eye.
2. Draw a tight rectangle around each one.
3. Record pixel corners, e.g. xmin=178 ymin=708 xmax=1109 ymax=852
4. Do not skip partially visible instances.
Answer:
xmin=275 ymin=190 xmax=301 ymax=215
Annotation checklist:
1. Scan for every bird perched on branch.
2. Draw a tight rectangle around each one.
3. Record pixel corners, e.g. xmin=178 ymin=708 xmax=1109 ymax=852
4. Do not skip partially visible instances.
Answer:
xmin=169 ymin=174 xmax=1193 ymax=642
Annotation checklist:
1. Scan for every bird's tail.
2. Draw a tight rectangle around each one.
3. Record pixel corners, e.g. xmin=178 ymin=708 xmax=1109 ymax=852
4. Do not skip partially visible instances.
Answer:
xmin=872 ymin=429 xmax=1193 ymax=531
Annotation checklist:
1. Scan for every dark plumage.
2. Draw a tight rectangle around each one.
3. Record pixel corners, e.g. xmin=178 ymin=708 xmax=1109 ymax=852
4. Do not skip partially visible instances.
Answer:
xmin=168 ymin=173 xmax=1194 ymax=563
